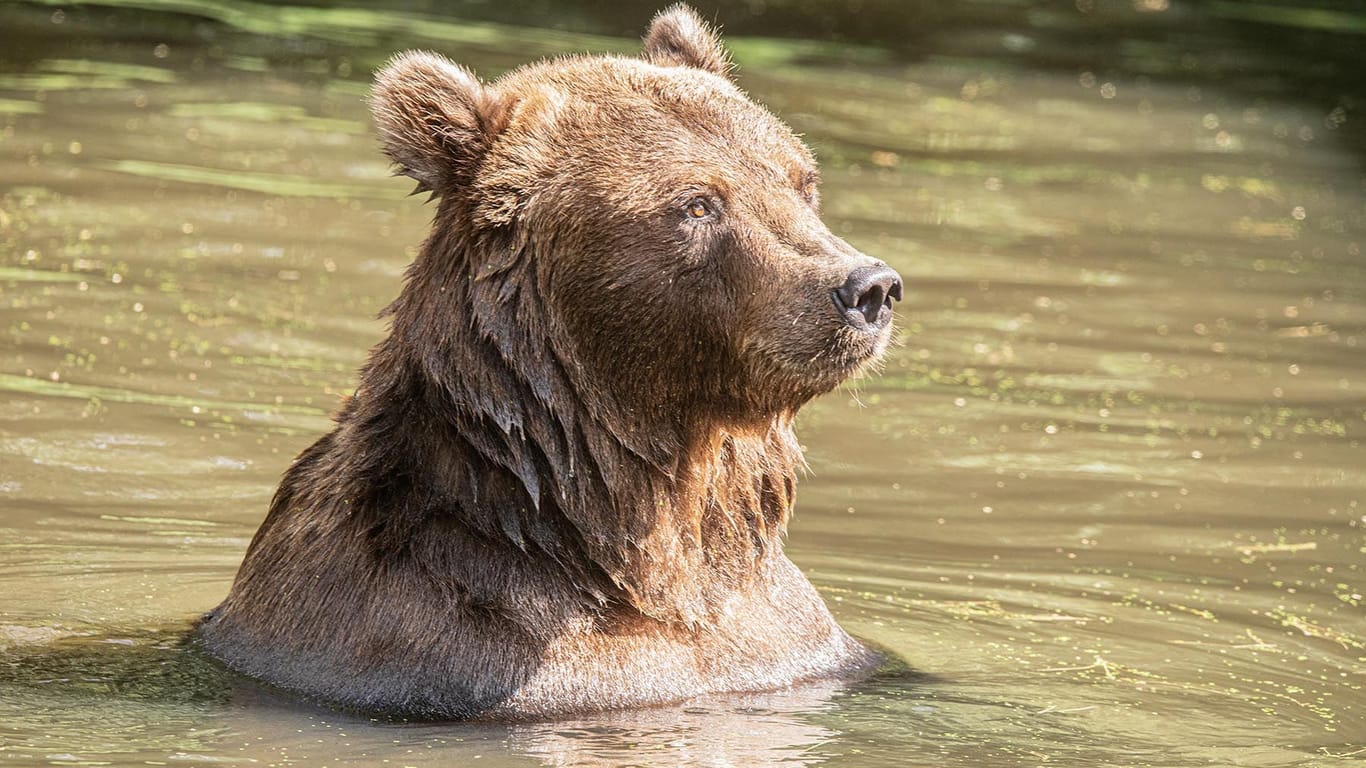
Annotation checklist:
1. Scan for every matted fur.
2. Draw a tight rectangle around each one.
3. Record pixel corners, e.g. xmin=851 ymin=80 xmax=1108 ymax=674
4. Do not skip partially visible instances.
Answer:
xmin=196 ymin=4 xmax=896 ymax=720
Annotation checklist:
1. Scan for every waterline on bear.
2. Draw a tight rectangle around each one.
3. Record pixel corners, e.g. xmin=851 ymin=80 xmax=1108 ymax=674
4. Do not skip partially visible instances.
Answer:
xmin=195 ymin=3 xmax=902 ymax=720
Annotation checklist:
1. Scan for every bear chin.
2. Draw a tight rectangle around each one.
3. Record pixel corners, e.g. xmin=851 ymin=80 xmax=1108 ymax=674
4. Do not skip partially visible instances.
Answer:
xmin=196 ymin=3 xmax=902 ymax=721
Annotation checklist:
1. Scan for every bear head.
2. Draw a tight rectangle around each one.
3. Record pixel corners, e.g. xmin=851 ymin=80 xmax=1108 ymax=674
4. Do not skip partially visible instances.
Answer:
xmin=368 ymin=4 xmax=902 ymax=435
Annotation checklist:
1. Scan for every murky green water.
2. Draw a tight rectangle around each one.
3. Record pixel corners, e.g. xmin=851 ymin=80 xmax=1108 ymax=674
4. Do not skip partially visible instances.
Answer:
xmin=2 ymin=1 xmax=1363 ymax=765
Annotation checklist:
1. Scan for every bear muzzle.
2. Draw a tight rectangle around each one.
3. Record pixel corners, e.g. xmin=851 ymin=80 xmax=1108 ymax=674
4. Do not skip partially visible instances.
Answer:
xmin=832 ymin=263 xmax=903 ymax=331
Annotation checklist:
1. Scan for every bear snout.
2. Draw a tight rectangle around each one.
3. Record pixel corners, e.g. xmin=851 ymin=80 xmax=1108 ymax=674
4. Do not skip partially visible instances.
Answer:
xmin=831 ymin=264 xmax=903 ymax=330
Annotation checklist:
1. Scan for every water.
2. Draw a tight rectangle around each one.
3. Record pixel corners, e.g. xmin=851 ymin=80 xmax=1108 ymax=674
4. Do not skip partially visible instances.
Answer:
xmin=1 ymin=1 xmax=1363 ymax=765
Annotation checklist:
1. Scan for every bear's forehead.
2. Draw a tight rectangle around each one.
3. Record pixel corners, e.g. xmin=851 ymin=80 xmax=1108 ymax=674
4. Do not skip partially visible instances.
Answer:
xmin=496 ymin=55 xmax=814 ymax=174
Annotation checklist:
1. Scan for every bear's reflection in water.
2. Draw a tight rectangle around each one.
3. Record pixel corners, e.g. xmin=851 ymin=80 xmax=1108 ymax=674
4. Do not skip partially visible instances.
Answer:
xmin=508 ymin=683 xmax=845 ymax=767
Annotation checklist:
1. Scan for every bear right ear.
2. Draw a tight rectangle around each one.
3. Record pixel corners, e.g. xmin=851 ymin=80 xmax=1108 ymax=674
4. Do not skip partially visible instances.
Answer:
xmin=642 ymin=4 xmax=732 ymax=79
xmin=370 ymin=51 xmax=506 ymax=195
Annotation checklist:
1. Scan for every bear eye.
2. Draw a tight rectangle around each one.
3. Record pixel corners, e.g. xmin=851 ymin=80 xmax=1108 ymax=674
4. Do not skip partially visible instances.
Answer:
xmin=685 ymin=197 xmax=714 ymax=220
xmin=801 ymin=178 xmax=819 ymax=203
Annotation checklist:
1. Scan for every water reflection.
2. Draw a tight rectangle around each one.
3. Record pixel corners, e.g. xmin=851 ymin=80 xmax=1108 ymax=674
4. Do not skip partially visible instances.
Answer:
xmin=509 ymin=685 xmax=847 ymax=768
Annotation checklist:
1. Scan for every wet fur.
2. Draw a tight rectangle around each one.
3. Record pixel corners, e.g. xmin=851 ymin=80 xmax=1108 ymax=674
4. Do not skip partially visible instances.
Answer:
xmin=197 ymin=4 xmax=888 ymax=719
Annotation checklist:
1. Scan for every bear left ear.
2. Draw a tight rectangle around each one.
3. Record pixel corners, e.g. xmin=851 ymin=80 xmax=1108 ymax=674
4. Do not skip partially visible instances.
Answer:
xmin=642 ymin=4 xmax=732 ymax=79
xmin=370 ymin=51 xmax=507 ymax=196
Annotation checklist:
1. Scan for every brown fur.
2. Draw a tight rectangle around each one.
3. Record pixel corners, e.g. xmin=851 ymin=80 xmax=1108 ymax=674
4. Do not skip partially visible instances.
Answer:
xmin=196 ymin=4 xmax=897 ymax=720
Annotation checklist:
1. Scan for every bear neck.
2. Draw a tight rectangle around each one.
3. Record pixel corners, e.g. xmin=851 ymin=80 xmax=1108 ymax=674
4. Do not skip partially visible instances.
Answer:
xmin=349 ymin=219 xmax=802 ymax=627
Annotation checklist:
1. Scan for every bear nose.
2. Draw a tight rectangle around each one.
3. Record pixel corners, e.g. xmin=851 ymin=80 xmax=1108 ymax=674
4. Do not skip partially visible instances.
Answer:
xmin=833 ymin=264 xmax=903 ymax=328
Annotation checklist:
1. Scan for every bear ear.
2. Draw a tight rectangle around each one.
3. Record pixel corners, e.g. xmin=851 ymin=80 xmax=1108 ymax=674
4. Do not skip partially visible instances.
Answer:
xmin=370 ymin=51 xmax=506 ymax=195
xmin=642 ymin=4 xmax=732 ymax=79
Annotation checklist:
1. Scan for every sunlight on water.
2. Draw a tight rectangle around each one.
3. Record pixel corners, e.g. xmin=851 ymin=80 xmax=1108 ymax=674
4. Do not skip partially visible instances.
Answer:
xmin=0 ymin=0 xmax=1362 ymax=766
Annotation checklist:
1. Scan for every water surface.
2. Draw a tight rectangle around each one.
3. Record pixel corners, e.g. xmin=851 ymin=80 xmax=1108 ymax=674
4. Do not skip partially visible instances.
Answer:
xmin=1 ymin=1 xmax=1363 ymax=766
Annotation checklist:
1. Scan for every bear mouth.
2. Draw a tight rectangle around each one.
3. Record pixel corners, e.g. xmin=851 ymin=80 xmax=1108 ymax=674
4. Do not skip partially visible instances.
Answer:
xmin=833 ymin=321 xmax=894 ymax=367
xmin=743 ymin=313 xmax=893 ymax=401
xmin=792 ymin=317 xmax=895 ymax=394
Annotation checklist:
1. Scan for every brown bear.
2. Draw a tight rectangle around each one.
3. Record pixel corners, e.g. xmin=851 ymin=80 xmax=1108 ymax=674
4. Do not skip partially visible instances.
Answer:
xmin=196 ymin=3 xmax=903 ymax=720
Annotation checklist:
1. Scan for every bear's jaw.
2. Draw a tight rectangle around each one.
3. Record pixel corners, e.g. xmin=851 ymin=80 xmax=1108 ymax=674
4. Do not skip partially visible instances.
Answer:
xmin=732 ymin=319 xmax=894 ymax=414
